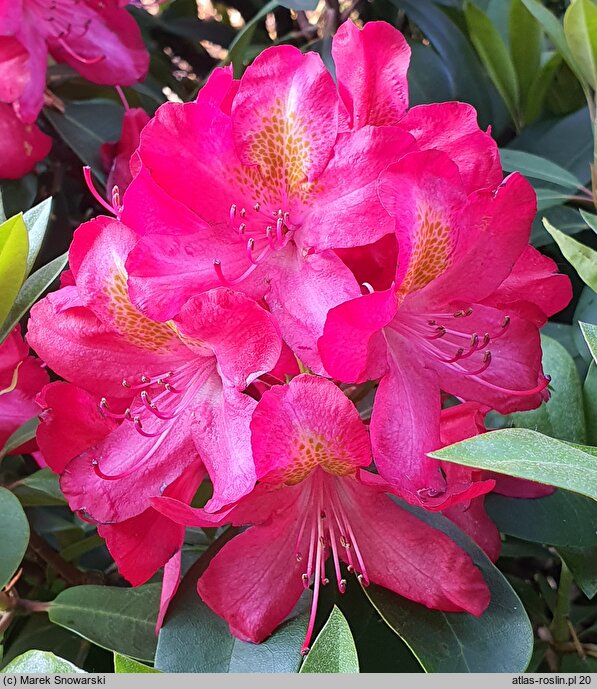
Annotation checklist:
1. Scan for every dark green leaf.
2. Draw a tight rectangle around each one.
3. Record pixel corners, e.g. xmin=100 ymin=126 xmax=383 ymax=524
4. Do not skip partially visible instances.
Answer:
xmin=0 ymin=487 xmax=29 ymax=589
xmin=510 ymin=335 xmax=587 ymax=444
xmin=584 ymin=363 xmax=597 ymax=444
xmin=510 ymin=0 xmax=542 ymax=102
xmin=558 ymin=546 xmax=597 ymax=598
xmin=524 ymin=53 xmax=563 ymax=123
xmin=114 ymin=653 xmax=160 ymax=673
xmin=48 ymin=584 xmax=161 ymax=662
xmin=0 ymin=177 xmax=38 ymax=221
xmin=11 ymin=468 xmax=65 ymax=507
xmin=0 ymin=252 xmax=68 ymax=345
xmin=364 ymin=503 xmax=532 ymax=672
xmin=574 ymin=287 xmax=597 ymax=366
xmin=430 ymin=428 xmax=597 ymax=499
xmin=0 ymin=418 xmax=38 ymax=461
xmin=500 ymin=149 xmax=585 ymax=190
xmin=300 ymin=606 xmax=359 ymax=673
xmin=465 ymin=2 xmax=520 ymax=124
xmin=2 ymin=651 xmax=85 ymax=674
xmin=44 ymin=100 xmax=124 ymax=176
xmin=408 ymin=43 xmax=454 ymax=105
xmin=560 ymin=654 xmax=597 ymax=671
xmin=580 ymin=322 xmax=597 ymax=364
xmin=486 ymin=489 xmax=597 ymax=547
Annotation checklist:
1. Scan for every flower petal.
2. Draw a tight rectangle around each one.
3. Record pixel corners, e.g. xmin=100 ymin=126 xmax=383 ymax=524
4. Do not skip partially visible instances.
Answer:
xmin=332 ymin=20 xmax=410 ymax=128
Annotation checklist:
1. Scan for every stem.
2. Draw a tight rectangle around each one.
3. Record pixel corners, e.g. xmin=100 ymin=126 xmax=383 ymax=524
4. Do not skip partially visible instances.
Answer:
xmin=28 ymin=531 xmax=87 ymax=587
xmin=551 ymin=560 xmax=574 ymax=644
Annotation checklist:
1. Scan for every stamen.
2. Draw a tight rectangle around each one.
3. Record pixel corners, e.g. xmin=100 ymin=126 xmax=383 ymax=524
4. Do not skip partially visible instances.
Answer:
xmin=361 ymin=282 xmax=374 ymax=295
xmin=463 ymin=351 xmax=492 ymax=376
xmin=83 ymin=166 xmax=117 ymax=215
xmin=58 ymin=37 xmax=104 ymax=64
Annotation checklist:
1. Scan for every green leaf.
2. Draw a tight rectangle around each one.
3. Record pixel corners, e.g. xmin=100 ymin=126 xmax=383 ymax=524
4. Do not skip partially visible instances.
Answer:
xmin=0 ymin=214 xmax=28 ymax=329
xmin=558 ymin=546 xmax=597 ymax=598
xmin=560 ymin=654 xmax=597 ymax=671
xmin=580 ymin=208 xmax=597 ymax=233
xmin=487 ymin=489 xmax=597 ymax=546
xmin=300 ymin=607 xmax=359 ymax=673
xmin=0 ymin=176 xmax=38 ymax=222
xmin=510 ymin=0 xmax=542 ymax=104
xmin=2 ymin=651 xmax=85 ymax=674
xmin=44 ymin=100 xmax=124 ymax=177
xmin=430 ymin=428 xmax=597 ymax=500
xmin=114 ymin=653 xmax=160 ymax=673
xmin=584 ymin=363 xmax=597 ymax=444
xmin=59 ymin=533 xmax=104 ymax=562
xmin=465 ymin=2 xmax=520 ymax=125
xmin=0 ymin=487 xmax=30 ymax=589
xmin=0 ymin=252 xmax=68 ymax=345
xmin=364 ymin=502 xmax=533 ymax=672
xmin=573 ymin=286 xmax=597 ymax=366
xmin=156 ymin=529 xmax=311 ymax=672
xmin=48 ymin=584 xmax=161 ymax=662
xmin=500 ymin=149 xmax=585 ymax=190
xmin=564 ymin=0 xmax=597 ymax=90
xmin=524 ymin=53 xmax=563 ymax=123
xmin=519 ymin=0 xmax=585 ymax=84
xmin=22 ymin=198 xmax=52 ymax=278
xmin=510 ymin=335 xmax=587 ymax=443
xmin=580 ymin=322 xmax=597 ymax=364
xmin=543 ymin=217 xmax=597 ymax=290
xmin=226 ymin=1 xmax=278 ymax=78
xmin=0 ymin=418 xmax=39 ymax=460
xmin=11 ymin=468 xmax=66 ymax=507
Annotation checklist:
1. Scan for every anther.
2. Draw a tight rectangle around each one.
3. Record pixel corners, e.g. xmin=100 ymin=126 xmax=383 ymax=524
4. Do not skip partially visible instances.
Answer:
xmin=122 ymin=379 xmax=130 ymax=388
xmin=296 ymin=554 xmax=303 ymax=562
xmin=253 ymin=203 xmax=260 ymax=212
xmin=141 ymin=375 xmax=150 ymax=384
xmin=339 ymin=579 xmax=347 ymax=593
xmin=240 ymin=208 xmax=246 ymax=218
xmin=322 ymin=577 xmax=330 ymax=586
xmin=357 ymin=573 xmax=369 ymax=587
xmin=501 ymin=316 xmax=510 ymax=328
xmin=302 ymin=573 xmax=310 ymax=587
xmin=469 ymin=333 xmax=479 ymax=348
xmin=238 ymin=222 xmax=246 ymax=235
xmin=229 ymin=204 xmax=236 ymax=223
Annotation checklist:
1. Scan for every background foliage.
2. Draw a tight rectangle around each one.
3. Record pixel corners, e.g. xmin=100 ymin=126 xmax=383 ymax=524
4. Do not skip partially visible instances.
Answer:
xmin=1 ymin=0 xmax=597 ymax=674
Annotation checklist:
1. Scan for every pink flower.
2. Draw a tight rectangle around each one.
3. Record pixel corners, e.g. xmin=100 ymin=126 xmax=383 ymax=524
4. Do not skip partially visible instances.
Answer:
xmin=120 ymin=43 xmax=416 ymax=371
xmin=0 ymin=102 xmax=51 ymax=178
xmin=153 ymin=375 xmax=490 ymax=651
xmin=319 ymin=150 xmax=572 ymax=508
xmin=100 ymin=100 xmax=150 ymax=206
xmin=0 ymin=0 xmax=149 ymax=124
xmin=27 ymin=215 xmax=282 ymax=519
xmin=0 ymin=325 xmax=48 ymax=455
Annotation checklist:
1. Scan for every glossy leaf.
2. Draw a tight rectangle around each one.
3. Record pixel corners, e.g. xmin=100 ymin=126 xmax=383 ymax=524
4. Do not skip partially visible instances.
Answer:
xmin=156 ymin=529 xmax=311 ymax=673
xmin=114 ymin=653 xmax=160 ymax=673
xmin=0 ymin=486 xmax=30 ymax=590
xmin=510 ymin=0 xmax=542 ymax=103
xmin=564 ymin=0 xmax=597 ymax=89
xmin=518 ymin=0 xmax=584 ymax=83
xmin=584 ymin=363 xmax=597 ymax=444
xmin=48 ymin=584 xmax=161 ymax=662
xmin=0 ymin=214 xmax=28 ymax=330
xmin=364 ymin=502 xmax=532 ymax=672
xmin=465 ymin=2 xmax=520 ymax=124
xmin=1 ymin=651 xmax=85 ymax=674
xmin=0 ymin=418 xmax=39 ymax=461
xmin=580 ymin=322 xmax=597 ymax=364
xmin=22 ymin=198 xmax=52 ymax=278
xmin=558 ymin=546 xmax=597 ymax=598
xmin=11 ymin=468 xmax=66 ymax=507
xmin=44 ymin=100 xmax=124 ymax=177
xmin=543 ymin=218 xmax=597 ymax=291
xmin=500 ymin=149 xmax=585 ymax=190
xmin=524 ymin=53 xmax=563 ymax=123
xmin=430 ymin=428 xmax=597 ymax=500
xmin=580 ymin=208 xmax=597 ymax=233
xmin=510 ymin=335 xmax=587 ymax=443
xmin=0 ymin=252 xmax=68 ymax=345
xmin=300 ymin=607 xmax=359 ymax=673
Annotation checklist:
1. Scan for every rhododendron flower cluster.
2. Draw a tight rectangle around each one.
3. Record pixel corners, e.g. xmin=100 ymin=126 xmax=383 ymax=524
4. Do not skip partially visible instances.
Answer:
xmin=0 ymin=0 xmax=149 ymax=178
xmin=27 ymin=19 xmax=572 ymax=651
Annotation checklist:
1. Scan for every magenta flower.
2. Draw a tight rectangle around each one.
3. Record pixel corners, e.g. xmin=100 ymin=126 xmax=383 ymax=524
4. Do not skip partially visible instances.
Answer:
xmin=0 ymin=0 xmax=148 ymax=124
xmin=120 ymin=41 xmax=415 ymax=371
xmin=0 ymin=325 xmax=48 ymax=454
xmin=0 ymin=102 xmax=51 ymax=178
xmin=319 ymin=150 xmax=572 ymax=507
xmin=27 ymin=216 xmax=282 ymax=518
xmin=153 ymin=375 xmax=490 ymax=651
